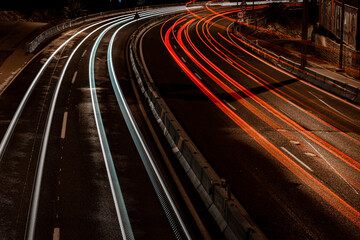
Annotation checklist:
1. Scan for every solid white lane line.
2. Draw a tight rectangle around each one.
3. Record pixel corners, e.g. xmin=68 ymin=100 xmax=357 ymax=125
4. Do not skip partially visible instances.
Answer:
xmin=223 ymin=99 xmax=236 ymax=110
xmin=53 ymin=228 xmax=60 ymax=240
xmin=71 ymin=71 xmax=78 ymax=84
xmin=302 ymin=138 xmax=359 ymax=194
xmin=281 ymin=147 xmax=313 ymax=172
xmin=308 ymin=91 xmax=350 ymax=119
xmin=61 ymin=112 xmax=68 ymax=139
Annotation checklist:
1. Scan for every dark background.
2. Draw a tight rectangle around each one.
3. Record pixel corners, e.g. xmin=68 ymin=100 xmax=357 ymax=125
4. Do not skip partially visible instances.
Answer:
xmin=0 ymin=0 xmax=189 ymax=21
xmin=1 ymin=0 xmax=189 ymax=12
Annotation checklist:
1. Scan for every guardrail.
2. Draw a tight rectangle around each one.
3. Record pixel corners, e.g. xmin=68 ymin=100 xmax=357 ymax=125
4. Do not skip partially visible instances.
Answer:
xmin=24 ymin=2 xmax=207 ymax=54
xmin=24 ymin=0 xmax=300 ymax=54
xmin=129 ymin=12 xmax=267 ymax=240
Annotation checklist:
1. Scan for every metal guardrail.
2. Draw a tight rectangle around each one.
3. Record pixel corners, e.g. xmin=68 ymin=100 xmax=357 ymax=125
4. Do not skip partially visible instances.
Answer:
xmin=24 ymin=2 xmax=209 ymax=54
xmin=24 ymin=0 xmax=300 ymax=54
xmin=129 ymin=12 xmax=267 ymax=240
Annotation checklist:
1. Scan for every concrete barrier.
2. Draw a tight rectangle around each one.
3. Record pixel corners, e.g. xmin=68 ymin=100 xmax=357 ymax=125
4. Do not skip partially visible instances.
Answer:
xmin=129 ymin=15 xmax=267 ymax=240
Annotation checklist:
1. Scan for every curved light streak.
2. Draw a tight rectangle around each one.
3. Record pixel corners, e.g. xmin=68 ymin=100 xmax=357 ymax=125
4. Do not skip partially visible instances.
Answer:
xmin=178 ymin=16 xmax=360 ymax=175
xmin=89 ymin=16 xmax=137 ymax=240
xmin=0 ymin=14 xmax=130 ymax=161
xmin=25 ymin=15 xmax=135 ymax=240
xmin=161 ymin=11 xmax=360 ymax=229
xmin=107 ymin=13 xmax=192 ymax=240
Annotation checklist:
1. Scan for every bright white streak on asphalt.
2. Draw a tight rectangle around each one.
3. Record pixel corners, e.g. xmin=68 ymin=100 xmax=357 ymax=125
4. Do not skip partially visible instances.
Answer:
xmin=0 ymin=13 xmax=130 ymax=161
xmin=281 ymin=147 xmax=313 ymax=172
xmin=87 ymin=7 xmax=194 ymax=239
xmin=89 ymin=15 xmax=137 ymax=240
xmin=108 ymin=13 xmax=192 ymax=239
xmin=25 ymin=15 xmax=135 ymax=240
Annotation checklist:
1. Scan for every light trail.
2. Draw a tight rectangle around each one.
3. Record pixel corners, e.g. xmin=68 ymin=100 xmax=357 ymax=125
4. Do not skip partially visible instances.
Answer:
xmin=204 ymin=0 xmax=360 ymax=90
xmin=107 ymin=12 xmax=192 ymax=240
xmin=201 ymin=13 xmax=360 ymax=134
xmin=90 ymin=7 xmax=195 ymax=240
xmin=178 ymin=16 xmax=360 ymax=177
xmin=25 ymin=14 xmax=136 ymax=240
xmin=0 ymin=13 xmax=131 ymax=161
xmin=161 ymin=10 xmax=360 ymax=229
xmin=184 ymin=7 xmax=360 ymax=195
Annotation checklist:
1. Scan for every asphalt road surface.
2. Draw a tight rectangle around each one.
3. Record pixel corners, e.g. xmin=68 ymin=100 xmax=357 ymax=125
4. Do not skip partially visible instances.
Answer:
xmin=140 ymin=5 xmax=360 ymax=240
xmin=1 ymin=3 xmax=360 ymax=240
xmin=0 ymin=7 xmax=220 ymax=240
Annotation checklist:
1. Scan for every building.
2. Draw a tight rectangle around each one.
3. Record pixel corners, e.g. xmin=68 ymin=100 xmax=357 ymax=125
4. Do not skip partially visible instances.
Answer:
xmin=317 ymin=0 xmax=359 ymax=78
xmin=319 ymin=0 xmax=359 ymax=50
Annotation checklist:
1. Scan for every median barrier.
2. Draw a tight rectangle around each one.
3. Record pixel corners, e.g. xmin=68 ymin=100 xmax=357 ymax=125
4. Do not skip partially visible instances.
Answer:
xmin=129 ymin=14 xmax=267 ymax=240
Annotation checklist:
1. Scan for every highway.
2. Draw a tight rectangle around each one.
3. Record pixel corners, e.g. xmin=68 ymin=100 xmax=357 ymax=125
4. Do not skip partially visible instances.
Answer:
xmin=0 ymin=7 xmax=217 ymax=240
xmin=138 ymin=3 xmax=360 ymax=240
xmin=0 ymin=1 xmax=359 ymax=240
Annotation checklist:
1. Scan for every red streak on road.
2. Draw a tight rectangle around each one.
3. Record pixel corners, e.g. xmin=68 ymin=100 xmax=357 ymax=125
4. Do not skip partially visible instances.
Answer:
xmin=160 ymin=9 xmax=360 ymax=229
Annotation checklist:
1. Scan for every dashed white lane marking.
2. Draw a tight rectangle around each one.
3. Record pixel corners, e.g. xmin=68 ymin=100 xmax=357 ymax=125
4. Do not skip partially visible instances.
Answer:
xmin=53 ymin=227 xmax=60 ymax=240
xmin=290 ymin=140 xmax=300 ymax=145
xmin=81 ymin=49 xmax=87 ymax=58
xmin=96 ymin=57 xmax=106 ymax=62
xmin=305 ymin=152 xmax=316 ymax=157
xmin=223 ymin=99 xmax=236 ymax=111
xmin=194 ymin=73 xmax=202 ymax=80
xmin=226 ymin=58 xmax=233 ymax=64
xmin=281 ymin=147 xmax=313 ymax=172
xmin=71 ymin=71 xmax=78 ymax=84
xmin=60 ymin=112 xmax=68 ymax=139
xmin=181 ymin=57 xmax=186 ymax=63
xmin=302 ymin=137 xmax=359 ymax=194
xmin=173 ymin=45 xmax=177 ymax=49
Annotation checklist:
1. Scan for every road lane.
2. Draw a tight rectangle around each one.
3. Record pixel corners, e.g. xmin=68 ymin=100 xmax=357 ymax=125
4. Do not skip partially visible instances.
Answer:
xmin=0 ymin=7 xmax=204 ymax=239
xmin=141 ymin=7 xmax=360 ymax=239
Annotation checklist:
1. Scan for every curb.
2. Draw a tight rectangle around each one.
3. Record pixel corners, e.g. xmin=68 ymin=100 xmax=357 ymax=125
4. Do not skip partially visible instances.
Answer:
xmin=129 ymin=16 xmax=267 ymax=240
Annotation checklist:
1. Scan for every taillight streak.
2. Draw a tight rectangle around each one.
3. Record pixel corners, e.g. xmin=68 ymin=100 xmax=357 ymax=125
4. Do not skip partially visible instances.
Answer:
xmin=180 ymin=18 xmax=360 ymax=177
xmin=161 ymin=15 xmax=360 ymax=229
xmin=196 ymin=14 xmax=360 ymax=145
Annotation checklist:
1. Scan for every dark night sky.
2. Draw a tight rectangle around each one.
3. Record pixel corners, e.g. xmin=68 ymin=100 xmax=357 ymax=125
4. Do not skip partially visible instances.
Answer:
xmin=1 ymin=0 xmax=189 ymax=11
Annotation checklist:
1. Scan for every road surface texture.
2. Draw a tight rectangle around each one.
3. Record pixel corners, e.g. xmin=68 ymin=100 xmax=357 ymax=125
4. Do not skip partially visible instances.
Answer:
xmin=0 ymin=2 xmax=360 ymax=240
xmin=0 ymin=7 xmax=222 ymax=240
xmin=139 ymin=4 xmax=360 ymax=240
